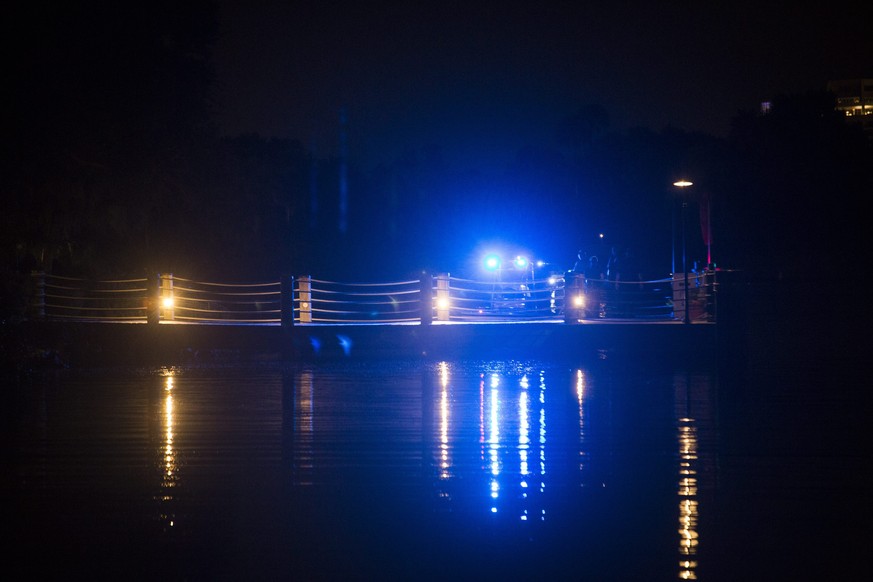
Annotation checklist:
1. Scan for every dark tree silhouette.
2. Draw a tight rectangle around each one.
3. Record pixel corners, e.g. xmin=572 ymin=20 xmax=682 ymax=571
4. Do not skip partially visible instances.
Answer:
xmin=3 ymin=1 xmax=219 ymax=277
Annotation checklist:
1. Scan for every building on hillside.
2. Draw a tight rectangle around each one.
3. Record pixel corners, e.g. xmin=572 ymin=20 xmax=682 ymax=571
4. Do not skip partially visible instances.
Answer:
xmin=827 ymin=78 xmax=873 ymax=136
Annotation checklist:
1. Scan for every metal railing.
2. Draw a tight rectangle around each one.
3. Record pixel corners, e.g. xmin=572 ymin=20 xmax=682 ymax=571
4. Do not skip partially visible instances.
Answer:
xmin=562 ymin=272 xmax=716 ymax=322
xmin=563 ymin=276 xmax=674 ymax=320
xmin=26 ymin=270 xmax=717 ymax=325
xmin=166 ymin=276 xmax=282 ymax=324
xmin=33 ymin=274 xmax=150 ymax=323
xmin=293 ymin=276 xmax=423 ymax=324
xmin=437 ymin=274 xmax=564 ymax=322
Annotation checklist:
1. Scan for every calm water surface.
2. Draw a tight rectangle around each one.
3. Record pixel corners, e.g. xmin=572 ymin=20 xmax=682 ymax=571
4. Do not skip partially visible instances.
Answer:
xmin=4 ymin=352 xmax=867 ymax=581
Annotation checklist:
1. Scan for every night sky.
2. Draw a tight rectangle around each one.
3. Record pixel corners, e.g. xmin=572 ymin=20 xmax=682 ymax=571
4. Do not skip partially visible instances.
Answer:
xmin=3 ymin=1 xmax=871 ymax=282
xmin=213 ymin=1 xmax=872 ymax=172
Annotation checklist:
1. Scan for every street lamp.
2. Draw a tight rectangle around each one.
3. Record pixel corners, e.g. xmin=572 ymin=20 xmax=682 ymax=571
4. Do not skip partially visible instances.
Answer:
xmin=673 ymin=180 xmax=693 ymax=324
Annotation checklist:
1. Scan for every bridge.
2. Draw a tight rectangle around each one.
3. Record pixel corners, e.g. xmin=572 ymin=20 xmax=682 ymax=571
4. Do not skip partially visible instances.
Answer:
xmin=19 ymin=270 xmax=719 ymax=364
xmin=25 ymin=270 xmax=717 ymax=326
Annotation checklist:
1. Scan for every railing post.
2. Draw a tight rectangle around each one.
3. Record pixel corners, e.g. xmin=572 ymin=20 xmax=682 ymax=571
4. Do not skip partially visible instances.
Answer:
xmin=696 ymin=269 xmax=715 ymax=323
xmin=563 ymin=273 xmax=583 ymax=323
xmin=685 ymin=270 xmax=710 ymax=323
xmin=147 ymin=273 xmax=160 ymax=325
xmin=672 ymin=272 xmax=686 ymax=322
xmin=420 ymin=271 xmax=433 ymax=325
xmin=281 ymin=275 xmax=294 ymax=327
xmin=160 ymin=272 xmax=174 ymax=321
xmin=29 ymin=270 xmax=45 ymax=320
xmin=710 ymin=270 xmax=718 ymax=323
xmin=435 ymin=273 xmax=449 ymax=321
xmin=298 ymin=275 xmax=312 ymax=323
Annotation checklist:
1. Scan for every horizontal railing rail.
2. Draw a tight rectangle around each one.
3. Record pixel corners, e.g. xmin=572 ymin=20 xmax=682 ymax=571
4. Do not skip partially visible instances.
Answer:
xmin=26 ymin=269 xmax=718 ymax=326
xmin=562 ymin=272 xmax=716 ymax=322
xmin=168 ymin=276 xmax=282 ymax=324
xmin=35 ymin=274 xmax=150 ymax=323
xmin=293 ymin=276 xmax=423 ymax=324
xmin=567 ymin=276 xmax=675 ymax=320
xmin=441 ymin=274 xmax=564 ymax=322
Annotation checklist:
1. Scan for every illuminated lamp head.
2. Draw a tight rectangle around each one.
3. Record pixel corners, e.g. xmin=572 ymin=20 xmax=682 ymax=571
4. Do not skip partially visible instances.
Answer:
xmin=162 ymin=296 xmax=174 ymax=309
xmin=514 ymin=255 xmax=529 ymax=269
xmin=484 ymin=254 xmax=501 ymax=271
xmin=572 ymin=294 xmax=585 ymax=308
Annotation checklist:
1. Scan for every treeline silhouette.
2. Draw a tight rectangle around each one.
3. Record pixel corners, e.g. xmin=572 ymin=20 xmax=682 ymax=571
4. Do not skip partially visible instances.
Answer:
xmin=3 ymin=2 xmax=871 ymax=323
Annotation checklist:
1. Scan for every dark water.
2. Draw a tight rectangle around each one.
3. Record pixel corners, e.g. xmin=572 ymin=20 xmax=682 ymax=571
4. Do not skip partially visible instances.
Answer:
xmin=3 ymin=348 xmax=867 ymax=581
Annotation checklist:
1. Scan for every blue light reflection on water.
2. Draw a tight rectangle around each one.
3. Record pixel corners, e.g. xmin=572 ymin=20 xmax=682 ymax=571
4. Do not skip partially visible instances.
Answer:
xmin=6 ymin=360 xmax=714 ymax=580
xmin=6 ymin=356 xmax=866 ymax=580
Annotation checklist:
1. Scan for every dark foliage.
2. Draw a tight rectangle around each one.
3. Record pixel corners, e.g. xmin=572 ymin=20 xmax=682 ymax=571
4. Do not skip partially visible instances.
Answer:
xmin=3 ymin=2 xmax=871 ymax=305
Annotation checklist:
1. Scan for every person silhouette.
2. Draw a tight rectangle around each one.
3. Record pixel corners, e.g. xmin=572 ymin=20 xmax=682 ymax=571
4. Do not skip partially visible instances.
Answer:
xmin=585 ymin=255 xmax=602 ymax=282
xmin=606 ymin=246 xmax=621 ymax=288
xmin=572 ymin=249 xmax=587 ymax=275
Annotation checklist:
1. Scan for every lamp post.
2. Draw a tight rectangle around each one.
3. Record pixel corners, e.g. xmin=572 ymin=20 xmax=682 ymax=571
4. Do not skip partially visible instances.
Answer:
xmin=673 ymin=180 xmax=693 ymax=324
xmin=671 ymin=201 xmax=676 ymax=277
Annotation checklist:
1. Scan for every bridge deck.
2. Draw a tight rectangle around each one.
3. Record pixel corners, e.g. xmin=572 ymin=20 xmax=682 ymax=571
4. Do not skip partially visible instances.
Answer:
xmin=16 ymin=317 xmax=717 ymax=368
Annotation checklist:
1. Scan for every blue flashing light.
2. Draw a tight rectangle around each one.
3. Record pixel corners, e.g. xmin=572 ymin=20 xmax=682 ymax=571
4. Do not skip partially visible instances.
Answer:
xmin=484 ymin=254 xmax=501 ymax=271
